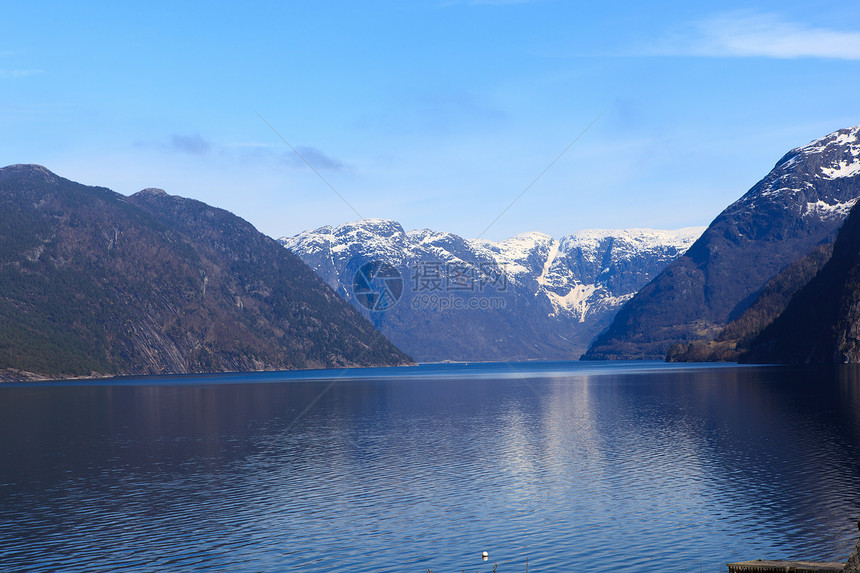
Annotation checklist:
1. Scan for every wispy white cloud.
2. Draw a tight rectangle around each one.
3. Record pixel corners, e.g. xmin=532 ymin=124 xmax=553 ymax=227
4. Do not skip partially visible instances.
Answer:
xmin=652 ymin=12 xmax=860 ymax=60
xmin=0 ymin=69 xmax=43 ymax=78
xmin=171 ymin=134 xmax=211 ymax=155
xmin=138 ymin=133 xmax=348 ymax=171
xmin=0 ymin=49 xmax=42 ymax=77
xmin=284 ymin=146 xmax=347 ymax=171
xmin=223 ymin=141 xmax=278 ymax=149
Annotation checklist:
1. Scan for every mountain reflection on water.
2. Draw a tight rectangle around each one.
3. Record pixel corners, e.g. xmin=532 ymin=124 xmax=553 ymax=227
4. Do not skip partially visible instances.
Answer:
xmin=2 ymin=362 xmax=860 ymax=572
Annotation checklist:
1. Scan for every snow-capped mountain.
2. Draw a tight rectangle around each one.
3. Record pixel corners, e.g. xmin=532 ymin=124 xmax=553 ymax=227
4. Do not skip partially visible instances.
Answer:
xmin=733 ymin=125 xmax=860 ymax=219
xmin=280 ymin=221 xmax=703 ymax=362
xmin=586 ymin=124 xmax=860 ymax=360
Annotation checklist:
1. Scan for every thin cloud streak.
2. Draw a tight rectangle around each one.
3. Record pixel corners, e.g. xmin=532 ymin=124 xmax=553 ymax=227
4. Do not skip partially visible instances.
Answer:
xmin=0 ymin=69 xmax=43 ymax=78
xmin=284 ymin=146 xmax=347 ymax=172
xmin=142 ymin=134 xmax=347 ymax=171
xmin=171 ymin=134 xmax=211 ymax=155
xmin=652 ymin=12 xmax=860 ymax=60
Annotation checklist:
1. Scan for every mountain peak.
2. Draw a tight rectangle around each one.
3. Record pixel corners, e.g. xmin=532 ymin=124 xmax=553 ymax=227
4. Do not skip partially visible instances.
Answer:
xmin=772 ymin=125 xmax=860 ymax=181
xmin=564 ymin=227 xmax=707 ymax=250
xmin=0 ymin=167 xmax=412 ymax=379
xmin=504 ymin=231 xmax=554 ymax=243
xmin=280 ymin=218 xmax=406 ymax=245
xmin=585 ymin=124 xmax=860 ymax=360
xmin=344 ymin=218 xmax=406 ymax=237
xmin=0 ymin=164 xmax=60 ymax=183
xmin=796 ymin=125 xmax=860 ymax=156
xmin=134 ymin=187 xmax=169 ymax=198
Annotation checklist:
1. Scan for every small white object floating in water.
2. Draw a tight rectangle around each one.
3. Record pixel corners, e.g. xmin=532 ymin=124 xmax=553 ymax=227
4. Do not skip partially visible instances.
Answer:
xmin=482 ymin=551 xmax=489 ymax=561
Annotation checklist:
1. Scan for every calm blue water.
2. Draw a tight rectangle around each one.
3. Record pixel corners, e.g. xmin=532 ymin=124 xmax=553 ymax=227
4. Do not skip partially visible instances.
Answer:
xmin=2 ymin=361 xmax=860 ymax=572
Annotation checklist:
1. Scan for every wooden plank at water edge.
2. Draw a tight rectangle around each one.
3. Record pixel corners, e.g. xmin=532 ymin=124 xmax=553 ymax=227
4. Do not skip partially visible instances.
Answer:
xmin=727 ymin=560 xmax=844 ymax=573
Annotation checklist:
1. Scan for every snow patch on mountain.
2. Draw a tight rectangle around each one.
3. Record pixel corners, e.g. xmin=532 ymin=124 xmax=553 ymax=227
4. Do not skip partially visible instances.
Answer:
xmin=546 ymin=284 xmax=597 ymax=322
xmin=280 ymin=219 xmax=705 ymax=360
xmin=798 ymin=126 xmax=860 ymax=156
xmin=821 ymin=160 xmax=860 ymax=180
xmin=540 ymin=227 xmax=704 ymax=318
xmin=537 ymin=240 xmax=561 ymax=287
xmin=804 ymin=198 xmax=860 ymax=220
xmin=733 ymin=126 xmax=860 ymax=215
xmin=795 ymin=125 xmax=860 ymax=180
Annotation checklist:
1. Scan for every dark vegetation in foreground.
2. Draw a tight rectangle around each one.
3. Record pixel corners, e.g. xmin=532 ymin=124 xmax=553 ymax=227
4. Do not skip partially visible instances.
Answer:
xmin=666 ymin=242 xmax=834 ymax=362
xmin=744 ymin=199 xmax=860 ymax=363
xmin=668 ymin=197 xmax=860 ymax=364
xmin=0 ymin=165 xmax=412 ymax=381
xmin=666 ymin=196 xmax=860 ymax=364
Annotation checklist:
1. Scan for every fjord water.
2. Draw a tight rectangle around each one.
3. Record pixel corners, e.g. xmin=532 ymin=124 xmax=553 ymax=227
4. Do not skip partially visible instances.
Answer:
xmin=2 ymin=363 xmax=860 ymax=572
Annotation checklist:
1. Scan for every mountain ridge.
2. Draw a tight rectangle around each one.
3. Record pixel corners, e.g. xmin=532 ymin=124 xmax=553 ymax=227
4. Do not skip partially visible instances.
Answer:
xmin=281 ymin=220 xmax=703 ymax=361
xmin=584 ymin=125 xmax=860 ymax=360
xmin=0 ymin=165 xmax=411 ymax=381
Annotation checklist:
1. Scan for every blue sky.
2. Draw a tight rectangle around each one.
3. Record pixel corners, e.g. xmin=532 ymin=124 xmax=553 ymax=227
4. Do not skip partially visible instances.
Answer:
xmin=3 ymin=1 xmax=860 ymax=241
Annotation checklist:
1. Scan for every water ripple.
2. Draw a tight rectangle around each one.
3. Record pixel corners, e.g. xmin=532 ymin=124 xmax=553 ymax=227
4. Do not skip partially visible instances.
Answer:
xmin=2 ymin=364 xmax=860 ymax=571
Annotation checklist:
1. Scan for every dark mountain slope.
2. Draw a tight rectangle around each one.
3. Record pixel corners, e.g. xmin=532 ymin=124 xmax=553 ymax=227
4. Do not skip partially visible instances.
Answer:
xmin=665 ymin=241 xmax=833 ymax=362
xmin=0 ymin=165 xmax=410 ymax=380
xmin=744 ymin=201 xmax=860 ymax=364
xmin=584 ymin=126 xmax=860 ymax=360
